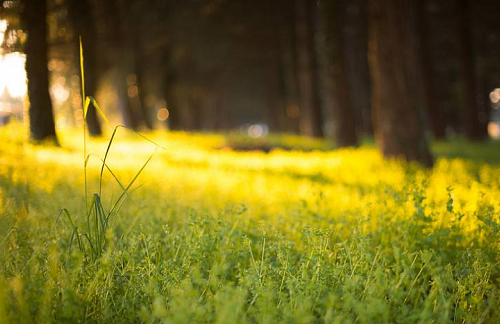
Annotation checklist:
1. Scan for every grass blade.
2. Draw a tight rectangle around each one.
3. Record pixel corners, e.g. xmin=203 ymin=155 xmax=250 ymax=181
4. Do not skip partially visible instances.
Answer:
xmin=107 ymin=147 xmax=158 ymax=217
xmin=99 ymin=125 xmax=121 ymax=197
xmin=83 ymin=97 xmax=91 ymax=120
xmin=89 ymin=96 xmax=109 ymax=123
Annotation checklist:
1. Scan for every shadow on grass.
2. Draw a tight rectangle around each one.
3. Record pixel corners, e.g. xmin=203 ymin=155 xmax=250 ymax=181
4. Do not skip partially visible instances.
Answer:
xmin=432 ymin=139 xmax=500 ymax=164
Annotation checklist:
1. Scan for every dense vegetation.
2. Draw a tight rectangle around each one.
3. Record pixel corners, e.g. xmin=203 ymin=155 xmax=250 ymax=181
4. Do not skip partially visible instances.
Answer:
xmin=1 ymin=124 xmax=500 ymax=323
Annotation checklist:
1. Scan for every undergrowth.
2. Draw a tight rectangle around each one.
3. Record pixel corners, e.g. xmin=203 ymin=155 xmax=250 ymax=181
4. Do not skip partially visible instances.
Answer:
xmin=2 ymin=123 xmax=500 ymax=323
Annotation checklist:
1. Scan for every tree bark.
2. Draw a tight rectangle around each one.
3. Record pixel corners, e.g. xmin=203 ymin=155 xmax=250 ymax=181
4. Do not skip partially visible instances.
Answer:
xmin=132 ymin=19 xmax=154 ymax=130
xmin=294 ymin=0 xmax=324 ymax=138
xmin=344 ymin=0 xmax=372 ymax=136
xmin=110 ymin=0 xmax=146 ymax=131
xmin=266 ymin=4 xmax=288 ymax=134
xmin=162 ymin=50 xmax=182 ymax=130
xmin=280 ymin=1 xmax=301 ymax=134
xmin=457 ymin=0 xmax=487 ymax=140
xmin=368 ymin=0 xmax=433 ymax=166
xmin=319 ymin=0 xmax=359 ymax=147
xmin=115 ymin=67 xmax=139 ymax=130
xmin=418 ymin=0 xmax=446 ymax=139
xmin=134 ymin=53 xmax=153 ymax=130
xmin=22 ymin=0 xmax=57 ymax=142
xmin=67 ymin=0 xmax=102 ymax=136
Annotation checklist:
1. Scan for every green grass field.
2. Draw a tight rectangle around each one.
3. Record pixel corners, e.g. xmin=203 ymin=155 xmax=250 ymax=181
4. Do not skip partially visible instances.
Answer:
xmin=1 ymin=124 xmax=500 ymax=323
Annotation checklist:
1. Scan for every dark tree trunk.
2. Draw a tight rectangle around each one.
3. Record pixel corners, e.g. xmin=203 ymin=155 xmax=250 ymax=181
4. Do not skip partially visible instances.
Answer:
xmin=162 ymin=50 xmax=182 ymax=130
xmin=188 ymin=87 xmax=203 ymax=131
xmin=265 ymin=64 xmax=286 ymax=133
xmin=115 ymin=67 xmax=139 ymax=130
xmin=266 ymin=5 xmax=288 ymax=134
xmin=344 ymin=0 xmax=373 ymax=136
xmin=132 ymin=25 xmax=154 ymax=130
xmin=22 ymin=0 xmax=57 ymax=142
xmin=67 ymin=0 xmax=102 ymax=137
xmin=294 ymin=0 xmax=324 ymax=138
xmin=368 ymin=0 xmax=433 ymax=166
xmin=457 ymin=0 xmax=487 ymax=140
xmin=215 ymin=85 xmax=232 ymax=131
xmin=280 ymin=1 xmax=301 ymax=134
xmin=418 ymin=0 xmax=446 ymax=139
xmin=319 ymin=0 xmax=359 ymax=147
xmin=109 ymin=0 xmax=146 ymax=131
xmin=474 ymin=1 xmax=500 ymax=132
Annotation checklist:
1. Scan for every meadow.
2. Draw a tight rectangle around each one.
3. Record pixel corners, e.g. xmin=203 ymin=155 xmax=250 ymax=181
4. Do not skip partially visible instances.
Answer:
xmin=1 ymin=123 xmax=500 ymax=323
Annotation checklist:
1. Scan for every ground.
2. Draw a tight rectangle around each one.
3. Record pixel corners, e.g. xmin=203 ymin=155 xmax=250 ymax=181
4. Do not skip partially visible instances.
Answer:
xmin=1 ymin=124 xmax=500 ymax=323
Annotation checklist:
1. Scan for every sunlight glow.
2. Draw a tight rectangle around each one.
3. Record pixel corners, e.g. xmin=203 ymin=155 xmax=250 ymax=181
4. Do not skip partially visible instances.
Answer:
xmin=0 ymin=20 xmax=27 ymax=100
xmin=490 ymin=88 xmax=500 ymax=109
xmin=0 ymin=20 xmax=6 ymax=45
xmin=248 ymin=124 xmax=268 ymax=138
xmin=50 ymin=83 xmax=70 ymax=104
xmin=488 ymin=122 xmax=500 ymax=139
xmin=0 ymin=53 xmax=27 ymax=98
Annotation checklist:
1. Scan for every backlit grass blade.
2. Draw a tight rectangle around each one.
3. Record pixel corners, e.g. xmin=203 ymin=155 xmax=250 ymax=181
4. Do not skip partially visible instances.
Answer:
xmin=83 ymin=96 xmax=108 ymax=123
xmin=124 ymin=146 xmax=158 ymax=193
xmin=89 ymin=96 xmax=109 ymax=123
xmin=85 ymin=154 xmax=91 ymax=168
xmin=83 ymin=97 xmax=91 ymax=120
xmin=79 ymin=37 xmax=85 ymax=106
xmin=80 ymin=37 xmax=88 ymax=215
xmin=99 ymin=125 xmax=164 ymax=197
xmin=127 ymin=129 xmax=166 ymax=150
xmin=60 ymin=40 xmax=162 ymax=263
xmin=107 ymin=147 xmax=158 ymax=218
xmin=87 ymin=153 xmax=126 ymax=193
xmin=107 ymin=184 xmax=144 ymax=228
xmin=99 ymin=125 xmax=121 ymax=197
xmin=99 ymin=159 xmax=126 ymax=192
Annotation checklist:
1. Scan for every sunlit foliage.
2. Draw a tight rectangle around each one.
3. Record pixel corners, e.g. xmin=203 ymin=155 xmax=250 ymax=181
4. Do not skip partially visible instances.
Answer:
xmin=1 ymin=124 xmax=500 ymax=323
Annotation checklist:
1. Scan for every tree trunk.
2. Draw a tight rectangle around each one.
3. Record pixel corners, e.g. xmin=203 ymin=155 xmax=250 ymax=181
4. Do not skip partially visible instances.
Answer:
xmin=133 ymin=25 xmax=154 ymax=130
xmin=266 ymin=8 xmax=288 ymax=134
xmin=67 ymin=0 xmax=102 ymax=136
xmin=294 ymin=0 xmax=324 ymax=138
xmin=22 ymin=0 xmax=57 ymax=142
xmin=368 ymin=0 xmax=433 ymax=166
xmin=265 ymin=65 xmax=286 ymax=133
xmin=280 ymin=1 xmax=301 ymax=134
xmin=457 ymin=0 xmax=487 ymax=140
xmin=110 ymin=0 xmax=146 ymax=131
xmin=418 ymin=0 xmax=446 ymax=139
xmin=319 ymin=0 xmax=358 ymax=147
xmin=115 ymin=67 xmax=139 ymax=130
xmin=162 ymin=50 xmax=182 ymax=130
xmin=344 ymin=0 xmax=373 ymax=136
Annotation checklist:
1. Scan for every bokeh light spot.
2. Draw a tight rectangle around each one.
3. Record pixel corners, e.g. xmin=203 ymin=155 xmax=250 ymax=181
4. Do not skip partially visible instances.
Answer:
xmin=157 ymin=107 xmax=169 ymax=121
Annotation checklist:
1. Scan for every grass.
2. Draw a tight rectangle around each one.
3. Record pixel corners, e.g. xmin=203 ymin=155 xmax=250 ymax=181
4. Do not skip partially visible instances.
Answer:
xmin=1 ymin=123 xmax=500 ymax=323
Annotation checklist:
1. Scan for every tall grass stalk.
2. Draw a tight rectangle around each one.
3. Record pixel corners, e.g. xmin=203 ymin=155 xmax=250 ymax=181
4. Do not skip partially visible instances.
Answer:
xmin=60 ymin=39 xmax=162 ymax=262
xmin=80 ymin=37 xmax=88 ymax=216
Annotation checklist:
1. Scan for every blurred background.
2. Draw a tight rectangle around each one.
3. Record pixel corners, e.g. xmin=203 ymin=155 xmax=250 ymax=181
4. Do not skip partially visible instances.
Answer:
xmin=1 ymin=0 xmax=500 ymax=157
